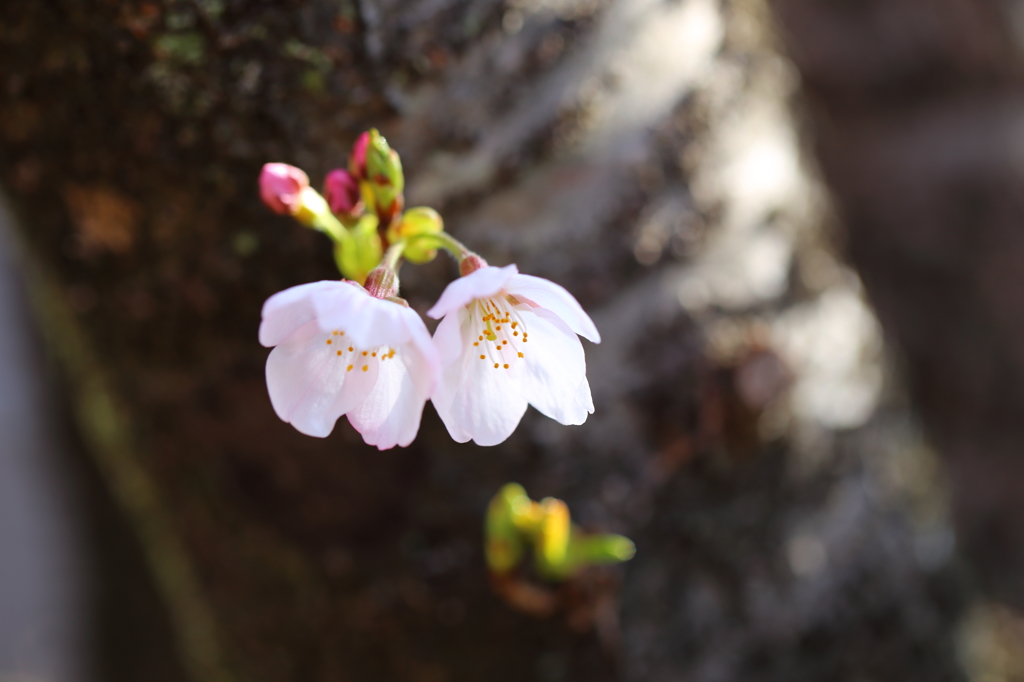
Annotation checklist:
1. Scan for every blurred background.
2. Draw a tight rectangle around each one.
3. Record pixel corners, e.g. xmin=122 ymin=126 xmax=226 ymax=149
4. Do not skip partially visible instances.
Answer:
xmin=3 ymin=0 xmax=1024 ymax=680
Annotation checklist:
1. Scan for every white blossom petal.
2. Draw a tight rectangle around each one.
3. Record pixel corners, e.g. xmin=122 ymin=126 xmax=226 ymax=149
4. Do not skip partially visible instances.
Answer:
xmin=310 ymin=285 xmax=413 ymax=350
xmin=506 ymin=274 xmax=601 ymax=343
xmin=266 ymin=321 xmax=378 ymax=437
xmin=438 ymin=350 xmax=529 ymax=446
xmin=432 ymin=314 xmax=528 ymax=447
xmin=397 ymin=305 xmax=441 ymax=395
xmin=426 ymin=264 xmax=518 ymax=319
xmin=513 ymin=308 xmax=591 ymax=425
xmin=573 ymin=376 xmax=595 ymax=416
xmin=348 ymin=309 xmax=440 ymax=450
xmin=259 ymin=280 xmax=346 ymax=347
xmin=430 ymin=305 xmax=465 ymax=367
xmin=347 ymin=349 xmax=420 ymax=449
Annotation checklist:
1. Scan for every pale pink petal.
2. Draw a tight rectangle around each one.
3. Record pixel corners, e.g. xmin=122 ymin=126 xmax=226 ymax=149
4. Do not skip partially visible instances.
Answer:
xmin=431 ymin=308 xmax=468 ymax=367
xmin=259 ymin=281 xmax=345 ymax=347
xmin=266 ymin=321 xmax=378 ymax=437
xmin=313 ymin=288 xmax=413 ymax=350
xmin=347 ymin=350 xmax=421 ymax=450
xmin=432 ymin=342 xmax=528 ymax=446
xmin=512 ymin=308 xmax=590 ymax=425
xmin=426 ymin=264 xmax=518 ymax=319
xmin=573 ymin=376 xmax=595 ymax=416
xmin=506 ymin=274 xmax=601 ymax=343
xmin=398 ymin=306 xmax=441 ymax=395
xmin=348 ymin=310 xmax=440 ymax=450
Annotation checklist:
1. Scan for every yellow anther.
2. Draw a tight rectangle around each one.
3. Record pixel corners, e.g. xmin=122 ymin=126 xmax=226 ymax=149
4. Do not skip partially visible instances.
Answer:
xmin=502 ymin=340 xmax=508 ymax=345
xmin=513 ymin=331 xmax=519 ymax=336
xmin=518 ymin=352 xmax=524 ymax=358
xmin=480 ymin=354 xmax=486 ymax=360
xmin=371 ymin=352 xmax=377 ymax=357
xmin=346 ymin=364 xmax=353 ymax=371
xmin=511 ymin=322 xmax=518 ymax=329
xmin=503 ymin=363 xmax=509 ymax=369
xmin=336 ymin=350 xmax=342 ymax=356
xmin=473 ymin=342 xmax=479 ymax=346
xmin=326 ymin=339 xmax=332 ymax=344
xmin=332 ymin=330 xmax=339 ymax=335
xmin=362 ymin=365 xmax=369 ymax=372
xmin=494 ymin=363 xmax=499 ymax=369
xmin=348 ymin=346 xmax=354 ymax=352
xmin=361 ymin=351 xmax=368 ymax=356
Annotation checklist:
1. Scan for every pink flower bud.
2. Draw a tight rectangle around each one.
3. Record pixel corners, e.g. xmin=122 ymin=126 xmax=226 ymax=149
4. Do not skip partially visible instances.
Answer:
xmin=259 ymin=163 xmax=309 ymax=215
xmin=323 ymin=168 xmax=362 ymax=216
xmin=349 ymin=131 xmax=371 ymax=179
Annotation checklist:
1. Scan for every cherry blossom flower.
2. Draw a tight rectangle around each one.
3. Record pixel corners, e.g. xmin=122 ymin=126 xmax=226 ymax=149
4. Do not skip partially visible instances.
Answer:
xmin=427 ymin=263 xmax=601 ymax=446
xmin=259 ymin=279 xmax=439 ymax=450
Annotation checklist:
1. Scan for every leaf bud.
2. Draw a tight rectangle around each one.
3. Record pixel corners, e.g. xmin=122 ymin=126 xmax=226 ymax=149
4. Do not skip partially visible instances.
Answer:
xmin=388 ymin=207 xmax=444 ymax=263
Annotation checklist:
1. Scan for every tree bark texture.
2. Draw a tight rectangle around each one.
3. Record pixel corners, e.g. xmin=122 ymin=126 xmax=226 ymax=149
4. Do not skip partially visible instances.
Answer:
xmin=767 ymin=0 xmax=1024 ymax=610
xmin=0 ymin=0 xmax=991 ymax=681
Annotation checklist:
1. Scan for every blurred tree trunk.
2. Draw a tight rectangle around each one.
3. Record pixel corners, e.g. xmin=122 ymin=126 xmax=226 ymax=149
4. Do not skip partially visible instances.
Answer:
xmin=766 ymin=0 xmax=1024 ymax=608
xmin=0 ymin=0 xmax=985 ymax=681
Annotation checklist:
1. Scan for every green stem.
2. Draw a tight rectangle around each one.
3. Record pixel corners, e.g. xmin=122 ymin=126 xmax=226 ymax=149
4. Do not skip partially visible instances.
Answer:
xmin=411 ymin=231 xmax=474 ymax=261
xmin=310 ymin=211 xmax=348 ymax=243
xmin=382 ymin=240 xmax=405 ymax=272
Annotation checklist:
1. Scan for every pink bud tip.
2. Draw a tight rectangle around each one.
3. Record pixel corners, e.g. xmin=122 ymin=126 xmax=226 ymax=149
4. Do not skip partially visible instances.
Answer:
xmin=259 ymin=163 xmax=309 ymax=215
xmin=349 ymin=131 xmax=371 ymax=179
xmin=323 ymin=169 xmax=362 ymax=216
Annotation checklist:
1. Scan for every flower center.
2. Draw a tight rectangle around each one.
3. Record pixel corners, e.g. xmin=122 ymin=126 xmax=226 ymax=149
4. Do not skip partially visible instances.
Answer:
xmin=469 ymin=296 xmax=528 ymax=370
xmin=325 ymin=329 xmax=395 ymax=372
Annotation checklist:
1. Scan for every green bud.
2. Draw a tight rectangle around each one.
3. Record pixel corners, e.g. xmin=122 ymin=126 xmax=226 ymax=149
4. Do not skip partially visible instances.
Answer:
xmin=535 ymin=498 xmax=571 ymax=579
xmin=389 ymin=207 xmax=444 ymax=264
xmin=364 ymin=130 xmax=405 ymax=224
xmin=485 ymin=483 xmax=529 ymax=573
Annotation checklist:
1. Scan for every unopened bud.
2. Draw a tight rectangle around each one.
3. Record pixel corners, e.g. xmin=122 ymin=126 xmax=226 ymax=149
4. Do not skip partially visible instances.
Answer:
xmin=259 ymin=163 xmax=309 ymax=215
xmin=537 ymin=498 xmax=571 ymax=575
xmin=388 ymin=207 xmax=443 ymax=263
xmin=323 ymin=168 xmax=362 ymax=216
xmin=459 ymin=254 xmax=489 ymax=276
xmin=349 ymin=131 xmax=371 ymax=179
xmin=364 ymin=266 xmax=399 ymax=299
xmin=364 ymin=131 xmax=405 ymax=223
